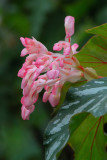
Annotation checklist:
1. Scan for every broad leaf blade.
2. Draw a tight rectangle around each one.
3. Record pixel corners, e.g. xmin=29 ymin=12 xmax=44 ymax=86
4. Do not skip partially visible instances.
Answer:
xmin=86 ymin=23 xmax=107 ymax=38
xmin=76 ymin=35 xmax=107 ymax=77
xmin=54 ymin=80 xmax=87 ymax=113
xmin=76 ymin=24 xmax=107 ymax=77
xmin=44 ymin=77 xmax=107 ymax=160
xmin=69 ymin=114 xmax=107 ymax=160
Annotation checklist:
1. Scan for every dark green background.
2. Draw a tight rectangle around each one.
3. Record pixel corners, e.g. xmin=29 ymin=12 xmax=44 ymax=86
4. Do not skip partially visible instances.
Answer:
xmin=0 ymin=0 xmax=107 ymax=159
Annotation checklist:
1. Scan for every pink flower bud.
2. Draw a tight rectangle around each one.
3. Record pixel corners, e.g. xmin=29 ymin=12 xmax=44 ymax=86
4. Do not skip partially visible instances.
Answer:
xmin=68 ymin=70 xmax=82 ymax=83
xmin=63 ymin=46 xmax=71 ymax=55
xmin=23 ymin=84 xmax=31 ymax=96
xmin=72 ymin=43 xmax=79 ymax=54
xmin=53 ymin=41 xmax=71 ymax=55
xmin=53 ymin=43 xmax=62 ymax=51
xmin=21 ymin=93 xmax=38 ymax=107
xmin=21 ymin=105 xmax=30 ymax=120
xmin=21 ymin=69 xmax=34 ymax=89
xmin=64 ymin=16 xmax=75 ymax=38
xmin=32 ymin=65 xmax=45 ymax=81
xmin=20 ymin=37 xmax=48 ymax=56
xmin=49 ymin=61 xmax=59 ymax=70
xmin=21 ymin=48 xmax=28 ymax=57
xmin=20 ymin=37 xmax=26 ymax=46
xmin=17 ymin=68 xmax=25 ymax=78
xmin=49 ymin=93 xmax=60 ymax=107
xmin=21 ymin=105 xmax=35 ymax=120
xmin=47 ymin=69 xmax=59 ymax=79
xmin=43 ymin=91 xmax=50 ymax=102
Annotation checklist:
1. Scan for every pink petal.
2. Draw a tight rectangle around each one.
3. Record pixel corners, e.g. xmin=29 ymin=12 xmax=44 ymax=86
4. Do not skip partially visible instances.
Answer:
xmin=21 ymin=69 xmax=34 ymax=89
xmin=28 ymin=104 xmax=35 ymax=113
xmin=25 ymin=38 xmax=33 ymax=45
xmin=32 ymin=65 xmax=45 ymax=81
xmin=21 ymin=105 xmax=35 ymax=120
xmin=21 ymin=105 xmax=30 ymax=120
xmin=20 ymin=37 xmax=26 ymax=46
xmin=72 ymin=43 xmax=79 ymax=54
xmin=64 ymin=46 xmax=71 ymax=55
xmin=21 ymin=48 xmax=28 ymax=57
xmin=21 ymin=94 xmax=38 ymax=107
xmin=17 ymin=68 xmax=25 ymax=78
xmin=53 ymin=43 xmax=62 ymax=51
xmin=21 ymin=78 xmax=27 ymax=89
xmin=23 ymin=84 xmax=31 ymax=96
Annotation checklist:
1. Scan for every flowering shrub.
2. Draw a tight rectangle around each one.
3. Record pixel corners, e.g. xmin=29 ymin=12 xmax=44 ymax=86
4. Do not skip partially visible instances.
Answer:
xmin=18 ymin=16 xmax=107 ymax=160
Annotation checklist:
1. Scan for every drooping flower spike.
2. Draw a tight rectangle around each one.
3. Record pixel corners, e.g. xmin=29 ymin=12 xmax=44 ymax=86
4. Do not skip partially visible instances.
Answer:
xmin=18 ymin=16 xmax=98 ymax=120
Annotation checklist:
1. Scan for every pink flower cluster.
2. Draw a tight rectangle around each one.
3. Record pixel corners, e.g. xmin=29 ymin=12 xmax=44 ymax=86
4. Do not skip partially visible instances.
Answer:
xmin=18 ymin=16 xmax=98 ymax=120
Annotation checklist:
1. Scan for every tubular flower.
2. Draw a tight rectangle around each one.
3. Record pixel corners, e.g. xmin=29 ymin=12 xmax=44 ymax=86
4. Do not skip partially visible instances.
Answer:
xmin=18 ymin=16 xmax=98 ymax=120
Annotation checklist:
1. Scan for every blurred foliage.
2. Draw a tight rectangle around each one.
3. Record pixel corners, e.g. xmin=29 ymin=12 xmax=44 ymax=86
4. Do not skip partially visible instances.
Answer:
xmin=0 ymin=0 xmax=107 ymax=159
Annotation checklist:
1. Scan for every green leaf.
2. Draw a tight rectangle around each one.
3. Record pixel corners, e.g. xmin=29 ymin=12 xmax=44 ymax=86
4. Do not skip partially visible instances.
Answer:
xmin=76 ymin=24 xmax=107 ymax=77
xmin=69 ymin=113 xmax=107 ymax=160
xmin=54 ymin=80 xmax=87 ymax=113
xmin=86 ymin=23 xmax=107 ymax=38
xmin=44 ymin=77 xmax=107 ymax=160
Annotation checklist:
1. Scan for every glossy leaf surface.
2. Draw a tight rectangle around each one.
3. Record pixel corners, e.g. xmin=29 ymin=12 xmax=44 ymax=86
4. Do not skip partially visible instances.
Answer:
xmin=44 ymin=78 xmax=107 ymax=160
